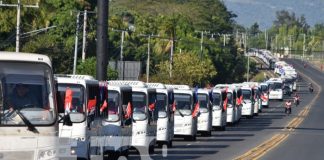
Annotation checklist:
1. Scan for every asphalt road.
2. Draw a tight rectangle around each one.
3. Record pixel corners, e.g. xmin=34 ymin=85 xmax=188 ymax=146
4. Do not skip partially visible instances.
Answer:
xmin=261 ymin=59 xmax=324 ymax=160
xmin=126 ymin=59 xmax=317 ymax=160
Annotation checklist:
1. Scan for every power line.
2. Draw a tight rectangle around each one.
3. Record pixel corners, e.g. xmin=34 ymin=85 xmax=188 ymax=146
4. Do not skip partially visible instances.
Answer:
xmin=0 ymin=0 xmax=39 ymax=52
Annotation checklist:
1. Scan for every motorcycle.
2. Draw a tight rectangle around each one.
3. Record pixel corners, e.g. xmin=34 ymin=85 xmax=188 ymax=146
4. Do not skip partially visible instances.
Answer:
xmin=294 ymin=97 xmax=300 ymax=107
xmin=309 ymin=86 xmax=314 ymax=93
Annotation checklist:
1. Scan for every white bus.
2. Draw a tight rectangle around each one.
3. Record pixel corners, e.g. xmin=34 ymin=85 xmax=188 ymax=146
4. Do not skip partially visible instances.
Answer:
xmin=146 ymin=83 xmax=174 ymax=147
xmin=240 ymin=85 xmax=254 ymax=118
xmin=267 ymin=78 xmax=284 ymax=101
xmin=165 ymin=85 xmax=197 ymax=141
xmin=259 ymin=83 xmax=269 ymax=107
xmin=243 ymin=82 xmax=261 ymax=115
xmin=211 ymin=88 xmax=227 ymax=131
xmin=215 ymin=85 xmax=239 ymax=124
xmin=197 ymin=89 xmax=212 ymax=136
xmin=0 ymin=52 xmax=58 ymax=160
xmin=108 ymin=81 xmax=157 ymax=154
xmin=56 ymin=74 xmax=99 ymax=159
xmin=101 ymin=82 xmax=133 ymax=157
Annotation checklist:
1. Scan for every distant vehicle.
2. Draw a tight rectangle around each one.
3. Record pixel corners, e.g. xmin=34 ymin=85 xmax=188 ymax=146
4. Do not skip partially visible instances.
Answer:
xmin=108 ymin=81 xmax=157 ymax=154
xmin=196 ymin=88 xmax=212 ymax=136
xmin=56 ymin=74 xmax=99 ymax=159
xmin=146 ymin=83 xmax=175 ymax=147
xmin=267 ymin=78 xmax=284 ymax=101
xmin=211 ymin=88 xmax=227 ymax=130
xmin=259 ymin=83 xmax=270 ymax=107
xmin=165 ymin=85 xmax=197 ymax=141
xmin=0 ymin=52 xmax=58 ymax=160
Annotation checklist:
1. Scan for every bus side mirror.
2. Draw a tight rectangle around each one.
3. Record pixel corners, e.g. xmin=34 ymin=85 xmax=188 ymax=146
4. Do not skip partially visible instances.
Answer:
xmin=62 ymin=114 xmax=72 ymax=126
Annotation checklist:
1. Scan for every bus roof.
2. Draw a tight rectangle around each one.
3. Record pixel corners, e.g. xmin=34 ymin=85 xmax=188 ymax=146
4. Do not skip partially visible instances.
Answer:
xmin=146 ymin=83 xmax=166 ymax=89
xmin=165 ymin=84 xmax=191 ymax=90
xmin=108 ymin=80 xmax=147 ymax=88
xmin=0 ymin=52 xmax=52 ymax=67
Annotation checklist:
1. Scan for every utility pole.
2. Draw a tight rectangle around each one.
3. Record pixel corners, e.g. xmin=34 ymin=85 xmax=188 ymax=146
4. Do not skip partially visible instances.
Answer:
xmin=170 ymin=39 xmax=174 ymax=78
xmin=223 ymin=34 xmax=226 ymax=47
xmin=265 ymin=29 xmax=268 ymax=50
xmin=275 ymin=35 xmax=278 ymax=53
xmin=139 ymin=34 xmax=159 ymax=82
xmin=245 ymin=33 xmax=249 ymax=82
xmin=96 ymin=0 xmax=109 ymax=81
xmin=303 ymin=34 xmax=306 ymax=60
xmin=0 ymin=0 xmax=39 ymax=52
xmin=81 ymin=10 xmax=88 ymax=62
xmin=146 ymin=36 xmax=150 ymax=83
xmin=73 ymin=12 xmax=80 ymax=75
xmin=112 ymin=29 xmax=128 ymax=80
xmin=195 ymin=31 xmax=209 ymax=59
xmin=288 ymin=35 xmax=292 ymax=58
xmin=200 ymin=31 xmax=204 ymax=59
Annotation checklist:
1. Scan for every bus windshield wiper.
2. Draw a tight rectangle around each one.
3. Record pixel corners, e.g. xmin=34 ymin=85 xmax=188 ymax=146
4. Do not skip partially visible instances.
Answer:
xmin=178 ymin=109 xmax=184 ymax=117
xmin=15 ymin=110 xmax=39 ymax=134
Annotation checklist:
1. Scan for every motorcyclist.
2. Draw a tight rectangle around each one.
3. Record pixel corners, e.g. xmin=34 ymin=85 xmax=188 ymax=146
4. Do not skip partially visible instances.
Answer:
xmin=309 ymin=83 xmax=314 ymax=93
xmin=285 ymin=99 xmax=292 ymax=115
xmin=293 ymin=93 xmax=300 ymax=107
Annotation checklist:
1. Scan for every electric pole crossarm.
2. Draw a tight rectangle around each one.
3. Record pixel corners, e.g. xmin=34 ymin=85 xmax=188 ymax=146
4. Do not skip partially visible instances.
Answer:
xmin=0 ymin=0 xmax=39 ymax=52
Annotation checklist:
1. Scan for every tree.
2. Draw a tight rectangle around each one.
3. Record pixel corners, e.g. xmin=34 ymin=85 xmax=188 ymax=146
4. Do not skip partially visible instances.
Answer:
xmin=76 ymin=57 xmax=118 ymax=80
xmin=151 ymin=52 xmax=216 ymax=86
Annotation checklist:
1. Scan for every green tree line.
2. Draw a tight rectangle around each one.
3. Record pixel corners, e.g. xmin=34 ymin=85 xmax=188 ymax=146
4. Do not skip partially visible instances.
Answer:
xmin=247 ymin=10 xmax=324 ymax=55
xmin=0 ymin=0 xmax=250 ymax=86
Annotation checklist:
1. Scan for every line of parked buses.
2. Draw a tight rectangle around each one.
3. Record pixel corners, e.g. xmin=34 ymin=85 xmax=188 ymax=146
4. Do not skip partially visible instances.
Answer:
xmin=0 ymin=52 xmax=297 ymax=160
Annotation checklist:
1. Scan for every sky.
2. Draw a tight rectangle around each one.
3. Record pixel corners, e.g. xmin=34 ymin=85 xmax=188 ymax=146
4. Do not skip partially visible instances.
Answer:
xmin=223 ymin=0 xmax=324 ymax=29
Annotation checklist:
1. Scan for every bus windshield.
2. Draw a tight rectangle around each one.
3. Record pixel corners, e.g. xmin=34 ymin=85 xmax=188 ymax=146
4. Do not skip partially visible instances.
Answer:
xmin=227 ymin=92 xmax=233 ymax=105
xmin=132 ymin=92 xmax=147 ymax=121
xmin=242 ymin=90 xmax=251 ymax=100
xmin=212 ymin=93 xmax=221 ymax=106
xmin=174 ymin=93 xmax=192 ymax=115
xmin=261 ymin=85 xmax=268 ymax=92
xmin=57 ymin=84 xmax=85 ymax=114
xmin=0 ymin=62 xmax=56 ymax=126
xmin=105 ymin=90 xmax=119 ymax=122
xmin=269 ymin=82 xmax=282 ymax=90
xmin=198 ymin=94 xmax=208 ymax=109
xmin=156 ymin=93 xmax=167 ymax=112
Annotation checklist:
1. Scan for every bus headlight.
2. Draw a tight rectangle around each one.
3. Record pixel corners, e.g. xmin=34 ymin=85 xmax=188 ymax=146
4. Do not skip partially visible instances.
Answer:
xmin=70 ymin=147 xmax=77 ymax=155
xmin=38 ymin=149 xmax=57 ymax=160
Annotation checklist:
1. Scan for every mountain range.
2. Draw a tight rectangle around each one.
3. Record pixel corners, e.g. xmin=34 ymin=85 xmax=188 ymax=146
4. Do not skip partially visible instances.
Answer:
xmin=223 ymin=0 xmax=324 ymax=29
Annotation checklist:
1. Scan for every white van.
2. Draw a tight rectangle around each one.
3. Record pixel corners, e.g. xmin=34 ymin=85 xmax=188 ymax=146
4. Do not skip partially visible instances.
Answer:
xmin=243 ymin=82 xmax=262 ymax=115
xmin=211 ymin=88 xmax=227 ymax=130
xmin=267 ymin=78 xmax=284 ymax=101
xmin=214 ymin=85 xmax=239 ymax=124
xmin=108 ymin=81 xmax=157 ymax=154
xmin=100 ymin=82 xmax=133 ymax=157
xmin=240 ymin=85 xmax=254 ymax=118
xmin=146 ymin=83 xmax=174 ymax=147
xmin=165 ymin=85 xmax=197 ymax=141
xmin=0 ymin=52 xmax=58 ymax=160
xmin=197 ymin=89 xmax=212 ymax=136
xmin=56 ymin=74 xmax=99 ymax=159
